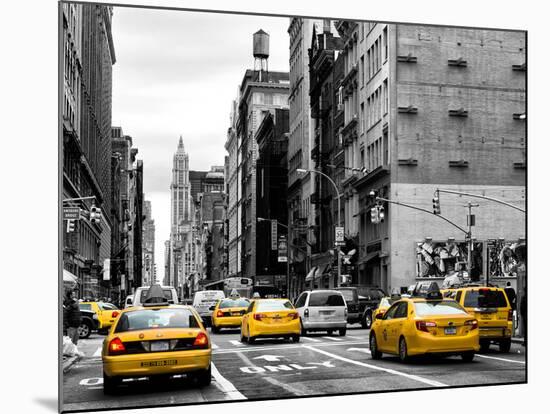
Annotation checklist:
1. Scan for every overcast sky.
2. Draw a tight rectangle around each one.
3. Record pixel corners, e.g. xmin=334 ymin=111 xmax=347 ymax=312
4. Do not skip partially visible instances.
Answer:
xmin=111 ymin=6 xmax=291 ymax=281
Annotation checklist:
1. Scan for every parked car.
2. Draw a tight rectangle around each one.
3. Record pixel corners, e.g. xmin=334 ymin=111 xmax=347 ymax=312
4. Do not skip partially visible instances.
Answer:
xmin=335 ymin=286 xmax=386 ymax=328
xmin=294 ymin=290 xmax=347 ymax=336
xmin=78 ymin=308 xmax=99 ymax=339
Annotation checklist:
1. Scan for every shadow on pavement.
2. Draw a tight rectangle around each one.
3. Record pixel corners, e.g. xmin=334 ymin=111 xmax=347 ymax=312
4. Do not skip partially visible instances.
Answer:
xmin=33 ymin=398 xmax=58 ymax=412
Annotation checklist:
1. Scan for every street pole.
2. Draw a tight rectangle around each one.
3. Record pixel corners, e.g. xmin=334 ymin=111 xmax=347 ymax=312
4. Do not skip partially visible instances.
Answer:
xmin=465 ymin=201 xmax=479 ymax=283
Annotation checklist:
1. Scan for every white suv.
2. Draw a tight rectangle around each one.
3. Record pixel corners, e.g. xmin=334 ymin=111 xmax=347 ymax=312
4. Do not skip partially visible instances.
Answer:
xmin=294 ymin=290 xmax=348 ymax=336
xmin=132 ymin=285 xmax=179 ymax=307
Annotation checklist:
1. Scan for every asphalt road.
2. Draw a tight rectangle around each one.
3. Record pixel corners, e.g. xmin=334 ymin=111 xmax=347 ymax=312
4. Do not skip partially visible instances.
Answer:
xmin=61 ymin=326 xmax=526 ymax=412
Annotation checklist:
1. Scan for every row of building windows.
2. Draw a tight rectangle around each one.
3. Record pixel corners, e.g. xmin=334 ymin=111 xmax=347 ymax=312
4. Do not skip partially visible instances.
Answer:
xmin=365 ymin=79 xmax=389 ymax=130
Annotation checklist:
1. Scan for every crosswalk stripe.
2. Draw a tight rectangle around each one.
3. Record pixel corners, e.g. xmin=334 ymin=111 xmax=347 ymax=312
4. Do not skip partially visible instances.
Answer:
xmin=301 ymin=337 xmax=321 ymax=342
xmin=323 ymin=336 xmax=343 ymax=341
xmin=229 ymin=340 xmax=244 ymax=346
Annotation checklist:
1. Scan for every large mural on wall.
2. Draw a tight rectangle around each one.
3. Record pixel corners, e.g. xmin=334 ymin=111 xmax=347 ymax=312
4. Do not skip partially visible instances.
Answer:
xmin=415 ymin=240 xmax=483 ymax=280
xmin=487 ymin=240 xmax=522 ymax=278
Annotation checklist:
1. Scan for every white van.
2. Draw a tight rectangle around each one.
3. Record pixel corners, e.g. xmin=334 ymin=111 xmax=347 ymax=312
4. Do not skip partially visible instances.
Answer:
xmin=294 ymin=290 xmax=348 ymax=336
xmin=132 ymin=285 xmax=179 ymax=307
xmin=192 ymin=290 xmax=226 ymax=325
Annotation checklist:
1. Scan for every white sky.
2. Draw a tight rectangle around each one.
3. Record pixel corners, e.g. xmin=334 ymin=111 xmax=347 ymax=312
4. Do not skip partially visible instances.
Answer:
xmin=111 ymin=7 xmax=291 ymax=281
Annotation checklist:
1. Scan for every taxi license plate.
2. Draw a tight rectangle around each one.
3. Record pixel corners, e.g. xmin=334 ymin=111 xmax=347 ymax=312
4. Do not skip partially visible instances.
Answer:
xmin=141 ymin=360 xmax=177 ymax=367
xmin=232 ymin=312 xmax=241 ymax=316
xmin=444 ymin=327 xmax=457 ymax=335
xmin=151 ymin=341 xmax=170 ymax=352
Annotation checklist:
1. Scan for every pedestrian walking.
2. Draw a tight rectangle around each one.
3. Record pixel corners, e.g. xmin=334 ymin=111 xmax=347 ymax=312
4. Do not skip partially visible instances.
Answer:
xmin=64 ymin=289 xmax=82 ymax=345
xmin=519 ymin=287 xmax=527 ymax=346
xmin=504 ymin=281 xmax=517 ymax=311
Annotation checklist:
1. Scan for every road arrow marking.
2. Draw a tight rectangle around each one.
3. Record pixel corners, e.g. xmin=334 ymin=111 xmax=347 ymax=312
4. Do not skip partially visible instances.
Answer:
xmin=93 ymin=346 xmax=102 ymax=357
xmin=475 ymin=354 xmax=526 ymax=364
xmin=323 ymin=336 xmax=343 ymax=341
xmin=348 ymin=347 xmax=371 ymax=354
xmin=211 ymin=343 xmax=219 ymax=349
xmin=300 ymin=337 xmax=321 ymax=342
xmin=229 ymin=340 xmax=244 ymax=346
xmin=307 ymin=361 xmax=336 ymax=368
xmin=253 ymin=355 xmax=284 ymax=362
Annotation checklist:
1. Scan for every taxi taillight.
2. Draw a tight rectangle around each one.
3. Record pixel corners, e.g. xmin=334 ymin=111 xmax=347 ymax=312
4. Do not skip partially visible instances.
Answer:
xmin=111 ymin=311 xmax=119 ymax=318
xmin=108 ymin=337 xmax=126 ymax=355
xmin=288 ymin=312 xmax=299 ymax=320
xmin=253 ymin=313 xmax=266 ymax=321
xmin=193 ymin=332 xmax=209 ymax=348
xmin=465 ymin=320 xmax=478 ymax=330
xmin=508 ymin=309 xmax=513 ymax=321
xmin=216 ymin=310 xmax=224 ymax=318
xmin=415 ymin=321 xmax=437 ymax=332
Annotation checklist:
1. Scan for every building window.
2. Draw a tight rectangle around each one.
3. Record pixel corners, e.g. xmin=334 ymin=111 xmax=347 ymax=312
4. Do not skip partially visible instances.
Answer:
xmin=383 ymin=26 xmax=388 ymax=61
xmin=360 ymin=55 xmax=365 ymax=88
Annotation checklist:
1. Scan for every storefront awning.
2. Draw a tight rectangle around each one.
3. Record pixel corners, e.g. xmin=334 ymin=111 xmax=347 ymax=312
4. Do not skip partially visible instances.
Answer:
xmin=63 ymin=269 xmax=78 ymax=290
xmin=305 ymin=266 xmax=318 ymax=282
xmin=358 ymin=251 xmax=380 ymax=265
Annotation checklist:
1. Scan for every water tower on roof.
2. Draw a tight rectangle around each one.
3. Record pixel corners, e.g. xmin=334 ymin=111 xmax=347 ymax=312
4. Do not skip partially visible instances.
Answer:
xmin=253 ymin=29 xmax=269 ymax=82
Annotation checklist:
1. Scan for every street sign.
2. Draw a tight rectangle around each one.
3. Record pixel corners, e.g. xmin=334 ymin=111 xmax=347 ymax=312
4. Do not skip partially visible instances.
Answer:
xmin=103 ymin=259 xmax=110 ymax=281
xmin=278 ymin=235 xmax=288 ymax=263
xmin=63 ymin=207 xmax=80 ymax=220
xmin=271 ymin=220 xmax=278 ymax=250
xmin=468 ymin=214 xmax=476 ymax=226
xmin=335 ymin=226 xmax=345 ymax=242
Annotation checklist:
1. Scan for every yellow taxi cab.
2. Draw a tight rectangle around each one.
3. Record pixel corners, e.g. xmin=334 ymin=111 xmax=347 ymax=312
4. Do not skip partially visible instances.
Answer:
xmin=240 ymin=298 xmax=300 ymax=343
xmin=370 ymin=282 xmax=479 ymax=362
xmin=442 ymin=285 xmax=513 ymax=352
xmin=79 ymin=301 xmax=120 ymax=332
xmin=373 ymin=294 xmax=402 ymax=319
xmin=211 ymin=297 xmax=250 ymax=333
xmin=101 ymin=285 xmax=212 ymax=394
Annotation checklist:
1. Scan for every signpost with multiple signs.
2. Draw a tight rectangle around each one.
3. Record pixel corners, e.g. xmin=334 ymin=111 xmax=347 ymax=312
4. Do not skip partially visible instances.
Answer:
xmin=278 ymin=235 xmax=288 ymax=263
xmin=63 ymin=207 xmax=81 ymax=220
xmin=271 ymin=220 xmax=278 ymax=250
xmin=335 ymin=226 xmax=345 ymax=246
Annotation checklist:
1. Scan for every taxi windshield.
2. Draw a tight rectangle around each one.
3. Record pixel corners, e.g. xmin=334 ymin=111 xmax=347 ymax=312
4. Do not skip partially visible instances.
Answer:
xmin=256 ymin=300 xmax=293 ymax=312
xmin=114 ymin=308 xmax=200 ymax=332
xmin=414 ymin=301 xmax=467 ymax=316
xmin=219 ymin=299 xmax=250 ymax=308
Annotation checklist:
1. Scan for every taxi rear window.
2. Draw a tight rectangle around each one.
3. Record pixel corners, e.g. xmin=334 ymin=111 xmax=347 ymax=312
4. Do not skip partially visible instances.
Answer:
xmin=219 ymin=299 xmax=250 ymax=308
xmin=309 ymin=292 xmax=345 ymax=307
xmin=114 ymin=308 xmax=199 ymax=333
xmin=464 ymin=290 xmax=508 ymax=308
xmin=256 ymin=300 xmax=294 ymax=312
xmin=79 ymin=304 xmax=92 ymax=311
xmin=414 ymin=301 xmax=467 ymax=316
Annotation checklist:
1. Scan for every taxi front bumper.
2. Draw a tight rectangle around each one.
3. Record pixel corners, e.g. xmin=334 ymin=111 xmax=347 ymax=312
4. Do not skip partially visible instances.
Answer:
xmin=250 ymin=320 xmax=301 ymax=338
xmin=407 ymin=331 xmax=480 ymax=356
xmin=103 ymin=349 xmax=211 ymax=378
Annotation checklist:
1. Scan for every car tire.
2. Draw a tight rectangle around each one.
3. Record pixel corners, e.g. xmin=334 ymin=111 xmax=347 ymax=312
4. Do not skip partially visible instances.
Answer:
xmin=103 ymin=372 xmax=120 ymax=395
xmin=362 ymin=312 xmax=372 ymax=329
xmin=195 ymin=365 xmax=212 ymax=387
xmin=292 ymin=335 xmax=300 ymax=343
xmin=461 ymin=351 xmax=475 ymax=362
xmin=339 ymin=328 xmax=346 ymax=337
xmin=211 ymin=325 xmax=219 ymax=334
xmin=399 ymin=337 xmax=409 ymax=363
xmin=327 ymin=330 xmax=334 ymax=336
xmin=301 ymin=322 xmax=307 ymax=336
xmin=248 ymin=335 xmax=256 ymax=344
xmin=240 ymin=331 xmax=248 ymax=343
xmin=479 ymin=340 xmax=491 ymax=352
xmin=79 ymin=320 xmax=92 ymax=339
xmin=499 ymin=339 xmax=512 ymax=353
xmin=370 ymin=333 xmax=382 ymax=360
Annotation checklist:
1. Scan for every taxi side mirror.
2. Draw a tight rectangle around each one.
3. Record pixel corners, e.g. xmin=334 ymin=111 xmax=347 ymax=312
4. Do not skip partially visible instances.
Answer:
xmin=209 ymin=306 xmax=216 ymax=311
xmin=376 ymin=313 xmax=384 ymax=320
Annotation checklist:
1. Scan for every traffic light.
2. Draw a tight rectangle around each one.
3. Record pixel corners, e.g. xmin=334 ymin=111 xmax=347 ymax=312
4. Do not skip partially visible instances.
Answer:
xmin=66 ymin=219 xmax=75 ymax=233
xmin=370 ymin=206 xmax=379 ymax=223
xmin=378 ymin=205 xmax=385 ymax=222
xmin=90 ymin=205 xmax=102 ymax=224
xmin=432 ymin=196 xmax=441 ymax=215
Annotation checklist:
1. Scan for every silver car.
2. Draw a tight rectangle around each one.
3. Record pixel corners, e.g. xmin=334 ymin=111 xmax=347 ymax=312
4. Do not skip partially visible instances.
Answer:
xmin=294 ymin=290 xmax=348 ymax=336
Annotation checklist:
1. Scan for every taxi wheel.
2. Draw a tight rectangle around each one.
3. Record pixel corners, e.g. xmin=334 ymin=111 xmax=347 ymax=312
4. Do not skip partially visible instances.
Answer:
xmin=399 ymin=337 xmax=409 ymax=363
xmin=211 ymin=325 xmax=220 ymax=334
xmin=461 ymin=351 xmax=475 ymax=362
xmin=362 ymin=312 xmax=372 ymax=329
xmin=292 ymin=335 xmax=300 ymax=343
xmin=339 ymin=328 xmax=347 ymax=336
xmin=499 ymin=339 xmax=512 ymax=353
xmin=327 ymin=330 xmax=334 ymax=336
xmin=369 ymin=334 xmax=382 ymax=359
xmin=194 ymin=366 xmax=212 ymax=387
xmin=103 ymin=372 xmax=121 ymax=394
xmin=240 ymin=332 xmax=248 ymax=343
xmin=248 ymin=335 xmax=256 ymax=344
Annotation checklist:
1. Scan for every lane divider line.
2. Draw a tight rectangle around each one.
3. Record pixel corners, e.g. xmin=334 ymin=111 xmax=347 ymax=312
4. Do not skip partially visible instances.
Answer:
xmin=323 ymin=336 xmax=343 ymax=341
xmin=213 ymin=340 xmax=369 ymax=354
xmin=346 ymin=335 xmax=362 ymax=340
xmin=211 ymin=363 xmax=247 ymax=400
xmin=475 ymin=354 xmax=526 ymax=364
xmin=301 ymin=337 xmax=321 ymax=342
xmin=229 ymin=340 xmax=244 ymax=347
xmin=302 ymin=345 xmax=448 ymax=388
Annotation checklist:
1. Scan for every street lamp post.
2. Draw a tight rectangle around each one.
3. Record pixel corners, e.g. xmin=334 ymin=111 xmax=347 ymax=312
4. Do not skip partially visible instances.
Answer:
xmin=297 ymin=169 xmax=342 ymax=287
